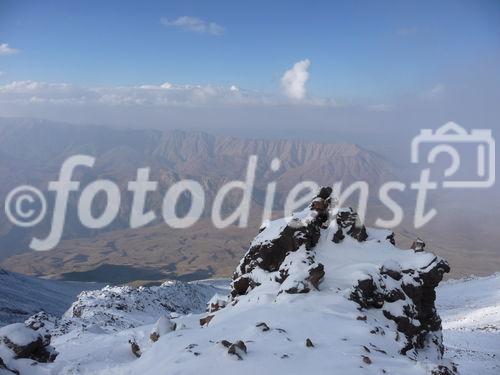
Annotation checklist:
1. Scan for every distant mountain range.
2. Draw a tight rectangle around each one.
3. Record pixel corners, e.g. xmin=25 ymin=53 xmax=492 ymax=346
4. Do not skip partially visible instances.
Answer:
xmin=0 ymin=117 xmax=498 ymax=281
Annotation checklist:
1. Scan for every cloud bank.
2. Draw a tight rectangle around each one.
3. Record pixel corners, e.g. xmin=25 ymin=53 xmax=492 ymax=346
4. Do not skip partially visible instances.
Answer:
xmin=0 ymin=80 xmax=276 ymax=107
xmin=161 ymin=16 xmax=224 ymax=36
xmin=0 ymin=43 xmax=19 ymax=56
xmin=281 ymin=59 xmax=311 ymax=100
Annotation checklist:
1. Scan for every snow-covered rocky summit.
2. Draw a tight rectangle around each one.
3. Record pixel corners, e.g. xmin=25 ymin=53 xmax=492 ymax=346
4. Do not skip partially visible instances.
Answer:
xmin=224 ymin=186 xmax=453 ymax=373
xmin=0 ymin=187 xmax=459 ymax=374
xmin=63 ymin=280 xmax=222 ymax=332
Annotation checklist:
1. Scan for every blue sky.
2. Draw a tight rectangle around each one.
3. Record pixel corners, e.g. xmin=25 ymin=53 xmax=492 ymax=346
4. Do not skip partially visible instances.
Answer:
xmin=0 ymin=0 xmax=499 ymax=156
xmin=1 ymin=0 xmax=499 ymax=99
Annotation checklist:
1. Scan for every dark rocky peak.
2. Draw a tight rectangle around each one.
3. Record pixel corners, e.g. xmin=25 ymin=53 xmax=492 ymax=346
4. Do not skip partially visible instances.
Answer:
xmin=230 ymin=187 xmax=333 ymax=299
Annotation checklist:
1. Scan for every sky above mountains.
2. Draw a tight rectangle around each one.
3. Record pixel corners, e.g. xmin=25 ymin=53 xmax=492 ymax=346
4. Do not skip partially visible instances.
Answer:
xmin=0 ymin=0 xmax=499 ymax=156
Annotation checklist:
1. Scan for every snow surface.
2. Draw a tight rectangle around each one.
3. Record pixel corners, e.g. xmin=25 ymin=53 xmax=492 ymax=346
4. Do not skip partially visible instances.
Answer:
xmin=0 ymin=273 xmax=497 ymax=375
xmin=0 ymin=323 xmax=40 ymax=347
xmin=20 ymin=272 xmax=494 ymax=375
xmin=437 ymin=273 xmax=500 ymax=375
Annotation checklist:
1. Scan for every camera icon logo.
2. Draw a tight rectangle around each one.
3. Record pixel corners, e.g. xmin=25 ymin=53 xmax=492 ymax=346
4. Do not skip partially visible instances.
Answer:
xmin=411 ymin=122 xmax=495 ymax=188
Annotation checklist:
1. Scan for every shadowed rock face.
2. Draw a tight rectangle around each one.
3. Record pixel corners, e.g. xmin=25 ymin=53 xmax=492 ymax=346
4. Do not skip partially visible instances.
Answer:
xmin=332 ymin=208 xmax=368 ymax=243
xmin=350 ymin=256 xmax=450 ymax=356
xmin=231 ymin=187 xmax=332 ymax=298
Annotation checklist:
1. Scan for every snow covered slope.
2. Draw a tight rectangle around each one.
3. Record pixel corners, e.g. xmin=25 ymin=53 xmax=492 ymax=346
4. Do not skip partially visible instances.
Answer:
xmin=0 ymin=269 xmax=102 ymax=327
xmin=437 ymin=273 xmax=500 ymax=375
xmin=61 ymin=280 xmax=227 ymax=332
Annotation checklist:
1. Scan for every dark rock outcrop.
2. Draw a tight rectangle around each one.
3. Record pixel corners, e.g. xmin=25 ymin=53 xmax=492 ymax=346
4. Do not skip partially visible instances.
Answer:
xmin=199 ymin=315 xmax=214 ymax=326
xmin=256 ymin=322 xmax=270 ymax=332
xmin=230 ymin=188 xmax=332 ymax=299
xmin=0 ymin=323 xmax=58 ymax=366
xmin=411 ymin=238 xmax=426 ymax=252
xmin=227 ymin=340 xmax=247 ymax=360
xmin=129 ymin=339 xmax=141 ymax=358
xmin=332 ymin=208 xmax=368 ymax=243
xmin=350 ymin=256 xmax=450 ymax=357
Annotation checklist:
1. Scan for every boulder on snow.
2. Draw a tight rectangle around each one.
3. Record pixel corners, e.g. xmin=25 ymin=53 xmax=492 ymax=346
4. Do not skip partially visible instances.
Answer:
xmin=207 ymin=294 xmax=228 ymax=313
xmin=227 ymin=340 xmax=247 ymax=360
xmin=411 ymin=238 xmax=426 ymax=252
xmin=129 ymin=339 xmax=141 ymax=358
xmin=150 ymin=316 xmax=176 ymax=342
xmin=199 ymin=315 xmax=214 ymax=326
xmin=0 ymin=323 xmax=58 ymax=366
xmin=256 ymin=322 xmax=270 ymax=332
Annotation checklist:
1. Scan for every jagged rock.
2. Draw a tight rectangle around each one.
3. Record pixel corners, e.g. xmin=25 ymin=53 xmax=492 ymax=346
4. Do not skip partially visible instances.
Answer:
xmin=230 ymin=188 xmax=332 ymax=299
xmin=317 ymin=186 xmax=333 ymax=200
xmin=349 ymin=256 xmax=450 ymax=357
xmin=306 ymin=263 xmax=325 ymax=289
xmin=411 ymin=238 xmax=426 ymax=252
xmin=207 ymin=294 xmax=228 ymax=313
xmin=431 ymin=365 xmax=457 ymax=375
xmin=305 ymin=338 xmax=314 ymax=347
xmin=332 ymin=227 xmax=345 ymax=243
xmin=219 ymin=340 xmax=232 ymax=348
xmin=129 ymin=339 xmax=141 ymax=358
xmin=199 ymin=315 xmax=214 ymax=326
xmin=380 ymin=260 xmax=403 ymax=281
xmin=227 ymin=340 xmax=247 ymax=360
xmin=256 ymin=322 xmax=270 ymax=332
xmin=350 ymin=277 xmax=385 ymax=309
xmin=0 ymin=323 xmax=58 ymax=365
xmin=24 ymin=311 xmax=58 ymax=333
xmin=332 ymin=208 xmax=368 ymax=243
xmin=386 ymin=233 xmax=396 ymax=246
xmin=348 ymin=224 xmax=368 ymax=242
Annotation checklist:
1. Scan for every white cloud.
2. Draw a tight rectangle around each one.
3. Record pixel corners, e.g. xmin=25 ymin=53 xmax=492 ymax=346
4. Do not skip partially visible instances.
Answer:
xmin=281 ymin=59 xmax=311 ymax=100
xmin=0 ymin=43 xmax=19 ymax=56
xmin=161 ymin=16 xmax=224 ymax=36
xmin=422 ymin=83 xmax=446 ymax=99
